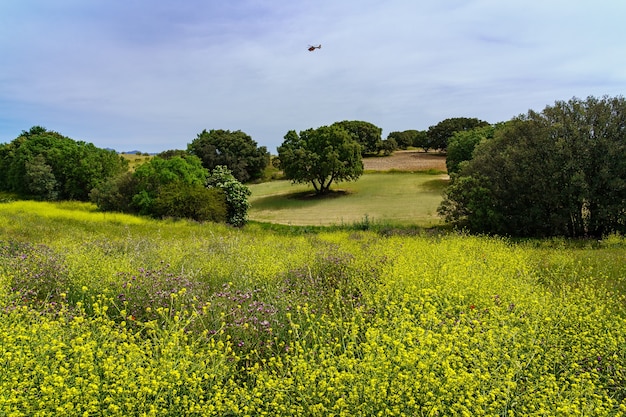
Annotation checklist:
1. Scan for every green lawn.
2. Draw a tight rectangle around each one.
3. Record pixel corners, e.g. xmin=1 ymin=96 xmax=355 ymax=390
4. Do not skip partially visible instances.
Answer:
xmin=247 ymin=172 xmax=449 ymax=226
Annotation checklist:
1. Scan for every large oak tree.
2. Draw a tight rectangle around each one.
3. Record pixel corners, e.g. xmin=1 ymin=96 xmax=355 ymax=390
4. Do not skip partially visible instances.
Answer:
xmin=332 ymin=120 xmax=383 ymax=155
xmin=187 ymin=129 xmax=269 ymax=183
xmin=277 ymin=125 xmax=363 ymax=194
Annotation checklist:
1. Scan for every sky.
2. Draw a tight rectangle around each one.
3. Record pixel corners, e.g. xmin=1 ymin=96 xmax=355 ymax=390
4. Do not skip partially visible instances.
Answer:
xmin=1 ymin=1 xmax=625 ymax=154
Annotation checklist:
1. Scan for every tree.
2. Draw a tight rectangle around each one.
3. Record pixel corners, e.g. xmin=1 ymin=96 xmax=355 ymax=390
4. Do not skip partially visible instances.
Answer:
xmin=446 ymin=125 xmax=497 ymax=175
xmin=187 ymin=129 xmax=269 ymax=183
xmin=206 ymin=166 xmax=252 ymax=227
xmin=437 ymin=175 xmax=503 ymax=233
xmin=381 ymin=138 xmax=398 ymax=156
xmin=387 ymin=130 xmax=419 ymax=150
xmin=427 ymin=118 xmax=490 ymax=152
xmin=440 ymin=116 xmax=580 ymax=236
xmin=412 ymin=130 xmax=430 ymax=152
xmin=439 ymin=96 xmax=626 ymax=238
xmin=24 ymin=154 xmax=58 ymax=200
xmin=332 ymin=120 xmax=383 ymax=155
xmin=0 ymin=126 xmax=128 ymax=200
xmin=157 ymin=149 xmax=188 ymax=159
xmin=277 ymin=125 xmax=363 ymax=194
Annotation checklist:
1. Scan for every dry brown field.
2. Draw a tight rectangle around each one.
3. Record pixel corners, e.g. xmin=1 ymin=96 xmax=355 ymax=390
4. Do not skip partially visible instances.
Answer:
xmin=363 ymin=150 xmax=447 ymax=172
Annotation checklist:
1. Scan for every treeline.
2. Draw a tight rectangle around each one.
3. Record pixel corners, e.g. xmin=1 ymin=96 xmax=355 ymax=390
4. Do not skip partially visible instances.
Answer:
xmin=387 ymin=117 xmax=489 ymax=153
xmin=439 ymin=95 xmax=626 ymax=238
xmin=0 ymin=127 xmax=258 ymax=226
xmin=0 ymin=126 xmax=128 ymax=201
xmin=0 ymin=118 xmax=469 ymax=211
xmin=3 ymin=96 xmax=624 ymax=238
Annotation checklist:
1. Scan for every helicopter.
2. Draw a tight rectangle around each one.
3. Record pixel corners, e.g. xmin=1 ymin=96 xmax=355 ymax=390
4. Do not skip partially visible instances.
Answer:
xmin=308 ymin=44 xmax=321 ymax=51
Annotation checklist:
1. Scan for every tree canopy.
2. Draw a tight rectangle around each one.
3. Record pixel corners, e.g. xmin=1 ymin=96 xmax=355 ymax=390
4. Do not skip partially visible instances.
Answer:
xmin=0 ymin=126 xmax=128 ymax=200
xmin=412 ymin=130 xmax=430 ymax=152
xmin=130 ymin=155 xmax=209 ymax=215
xmin=427 ymin=117 xmax=490 ymax=151
xmin=387 ymin=130 xmax=420 ymax=150
xmin=445 ymin=125 xmax=497 ymax=175
xmin=277 ymin=125 xmax=363 ymax=194
xmin=187 ymin=129 xmax=269 ymax=183
xmin=332 ymin=120 xmax=383 ymax=155
xmin=439 ymin=96 xmax=626 ymax=238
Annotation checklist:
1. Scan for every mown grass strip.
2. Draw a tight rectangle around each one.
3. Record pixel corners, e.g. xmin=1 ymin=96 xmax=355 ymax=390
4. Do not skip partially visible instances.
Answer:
xmin=248 ymin=172 xmax=449 ymax=226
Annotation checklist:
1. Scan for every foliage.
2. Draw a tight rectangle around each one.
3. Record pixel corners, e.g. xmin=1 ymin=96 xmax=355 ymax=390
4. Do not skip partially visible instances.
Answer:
xmin=206 ymin=166 xmax=252 ymax=227
xmin=156 ymin=149 xmax=188 ymax=159
xmin=445 ymin=125 xmax=497 ymax=174
xmin=91 ymin=155 xmax=230 ymax=223
xmin=412 ymin=130 xmax=430 ymax=151
xmin=277 ymin=125 xmax=363 ymax=194
xmin=437 ymin=174 xmax=502 ymax=232
xmin=89 ymin=172 xmax=137 ymax=213
xmin=91 ymin=157 xmax=247 ymax=226
xmin=380 ymin=137 xmax=397 ymax=155
xmin=439 ymin=96 xmax=626 ymax=238
xmin=426 ymin=117 xmax=490 ymax=151
xmin=0 ymin=126 xmax=128 ymax=200
xmin=131 ymin=155 xmax=208 ymax=215
xmin=188 ymin=129 xmax=269 ymax=183
xmin=1 ymin=203 xmax=626 ymax=415
xmin=24 ymin=154 xmax=59 ymax=200
xmin=332 ymin=120 xmax=383 ymax=155
xmin=387 ymin=129 xmax=421 ymax=150
xmin=152 ymin=183 xmax=227 ymax=223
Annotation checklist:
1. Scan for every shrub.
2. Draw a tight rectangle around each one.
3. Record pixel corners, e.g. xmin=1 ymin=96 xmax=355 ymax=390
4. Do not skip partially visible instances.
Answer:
xmin=206 ymin=166 xmax=251 ymax=227
xmin=152 ymin=182 xmax=227 ymax=222
xmin=89 ymin=172 xmax=137 ymax=212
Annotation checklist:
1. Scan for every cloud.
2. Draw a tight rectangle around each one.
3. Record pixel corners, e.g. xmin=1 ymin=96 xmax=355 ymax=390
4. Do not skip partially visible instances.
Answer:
xmin=1 ymin=0 xmax=625 ymax=152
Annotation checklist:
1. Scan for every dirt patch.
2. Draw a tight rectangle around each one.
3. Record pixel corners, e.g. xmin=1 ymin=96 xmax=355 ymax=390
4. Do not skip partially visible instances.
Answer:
xmin=363 ymin=150 xmax=447 ymax=172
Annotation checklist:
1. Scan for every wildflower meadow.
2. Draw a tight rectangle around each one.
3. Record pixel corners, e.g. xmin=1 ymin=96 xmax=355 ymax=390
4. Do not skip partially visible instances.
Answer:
xmin=1 ymin=200 xmax=626 ymax=416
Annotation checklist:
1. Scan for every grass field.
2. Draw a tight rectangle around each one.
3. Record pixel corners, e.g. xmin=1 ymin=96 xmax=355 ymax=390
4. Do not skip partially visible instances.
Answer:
xmin=248 ymin=172 xmax=449 ymax=226
xmin=1 ymin=151 xmax=626 ymax=415
xmin=1 ymin=202 xmax=626 ymax=415
xmin=120 ymin=153 xmax=152 ymax=170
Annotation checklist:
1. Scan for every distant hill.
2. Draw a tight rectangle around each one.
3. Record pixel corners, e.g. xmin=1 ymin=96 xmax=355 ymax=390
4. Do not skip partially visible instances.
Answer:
xmin=104 ymin=148 xmax=156 ymax=155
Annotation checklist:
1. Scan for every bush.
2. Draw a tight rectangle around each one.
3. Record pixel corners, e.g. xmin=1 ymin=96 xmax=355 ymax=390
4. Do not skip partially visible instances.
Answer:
xmin=91 ymin=156 xmax=230 ymax=224
xmin=152 ymin=182 xmax=227 ymax=222
xmin=206 ymin=166 xmax=251 ymax=227
xmin=89 ymin=172 xmax=137 ymax=213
